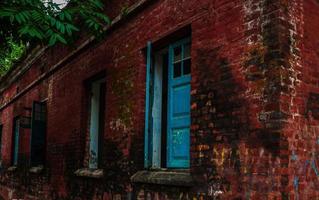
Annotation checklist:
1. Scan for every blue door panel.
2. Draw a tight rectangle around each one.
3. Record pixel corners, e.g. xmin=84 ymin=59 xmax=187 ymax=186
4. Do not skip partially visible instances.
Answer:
xmin=171 ymin=128 xmax=190 ymax=156
xmin=172 ymin=84 xmax=191 ymax=118
xmin=170 ymin=118 xmax=191 ymax=128
xmin=167 ymin=38 xmax=191 ymax=168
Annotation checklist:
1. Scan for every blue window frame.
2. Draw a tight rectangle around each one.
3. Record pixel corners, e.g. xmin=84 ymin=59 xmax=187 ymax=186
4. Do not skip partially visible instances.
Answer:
xmin=144 ymin=38 xmax=191 ymax=169
xmin=12 ymin=117 xmax=20 ymax=166
xmin=88 ymin=79 xmax=106 ymax=169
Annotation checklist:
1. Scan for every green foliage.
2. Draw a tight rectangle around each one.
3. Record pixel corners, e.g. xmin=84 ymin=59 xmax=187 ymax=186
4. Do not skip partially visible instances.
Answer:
xmin=0 ymin=38 xmax=26 ymax=76
xmin=0 ymin=0 xmax=110 ymax=77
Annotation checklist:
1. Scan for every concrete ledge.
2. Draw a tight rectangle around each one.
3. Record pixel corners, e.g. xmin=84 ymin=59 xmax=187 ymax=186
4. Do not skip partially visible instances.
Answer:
xmin=74 ymin=168 xmax=103 ymax=178
xmin=7 ymin=166 xmax=17 ymax=172
xmin=29 ymin=165 xmax=44 ymax=174
xmin=131 ymin=170 xmax=194 ymax=187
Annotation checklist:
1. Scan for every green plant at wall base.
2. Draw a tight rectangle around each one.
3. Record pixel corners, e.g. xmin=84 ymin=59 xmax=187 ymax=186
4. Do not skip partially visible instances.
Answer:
xmin=0 ymin=0 xmax=110 ymax=76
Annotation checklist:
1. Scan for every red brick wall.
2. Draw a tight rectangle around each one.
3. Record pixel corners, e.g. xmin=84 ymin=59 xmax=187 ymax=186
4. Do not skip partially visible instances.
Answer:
xmin=0 ymin=0 xmax=318 ymax=199
xmin=282 ymin=0 xmax=319 ymax=199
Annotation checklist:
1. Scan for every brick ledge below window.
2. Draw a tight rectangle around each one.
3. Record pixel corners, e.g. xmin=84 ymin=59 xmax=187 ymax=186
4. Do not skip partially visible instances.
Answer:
xmin=131 ymin=170 xmax=194 ymax=187
xmin=29 ymin=165 xmax=44 ymax=174
xmin=7 ymin=166 xmax=17 ymax=172
xmin=74 ymin=168 xmax=103 ymax=178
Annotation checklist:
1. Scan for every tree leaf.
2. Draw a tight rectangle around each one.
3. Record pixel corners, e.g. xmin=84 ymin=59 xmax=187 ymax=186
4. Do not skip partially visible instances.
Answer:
xmin=56 ymin=34 xmax=67 ymax=44
xmin=63 ymin=10 xmax=72 ymax=21
xmin=58 ymin=12 xmax=65 ymax=21
xmin=48 ymin=34 xmax=57 ymax=46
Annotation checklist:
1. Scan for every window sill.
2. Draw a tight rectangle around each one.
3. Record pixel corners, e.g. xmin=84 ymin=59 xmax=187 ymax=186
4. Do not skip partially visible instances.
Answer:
xmin=131 ymin=170 xmax=194 ymax=187
xmin=7 ymin=166 xmax=17 ymax=172
xmin=74 ymin=168 xmax=103 ymax=179
xmin=29 ymin=165 xmax=44 ymax=174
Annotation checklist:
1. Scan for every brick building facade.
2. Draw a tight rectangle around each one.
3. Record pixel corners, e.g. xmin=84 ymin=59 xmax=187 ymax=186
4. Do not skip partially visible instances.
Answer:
xmin=0 ymin=0 xmax=318 ymax=199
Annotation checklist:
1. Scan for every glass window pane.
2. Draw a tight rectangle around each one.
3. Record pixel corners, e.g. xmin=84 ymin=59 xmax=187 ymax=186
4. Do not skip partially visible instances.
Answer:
xmin=35 ymin=104 xmax=41 ymax=112
xmin=184 ymin=43 xmax=191 ymax=59
xmin=174 ymin=62 xmax=182 ymax=78
xmin=183 ymin=59 xmax=191 ymax=75
xmin=35 ymin=113 xmax=42 ymax=121
xmin=174 ymin=46 xmax=182 ymax=62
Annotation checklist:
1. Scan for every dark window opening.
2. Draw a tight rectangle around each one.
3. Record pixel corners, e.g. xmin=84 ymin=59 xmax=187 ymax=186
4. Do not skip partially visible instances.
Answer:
xmin=161 ymin=53 xmax=168 ymax=168
xmin=30 ymin=101 xmax=47 ymax=167
xmin=98 ymin=82 xmax=106 ymax=168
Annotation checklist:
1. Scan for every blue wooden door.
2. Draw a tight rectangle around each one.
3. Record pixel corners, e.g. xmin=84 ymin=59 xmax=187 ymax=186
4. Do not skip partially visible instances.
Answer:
xmin=167 ymin=38 xmax=191 ymax=168
xmin=13 ymin=118 xmax=20 ymax=166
